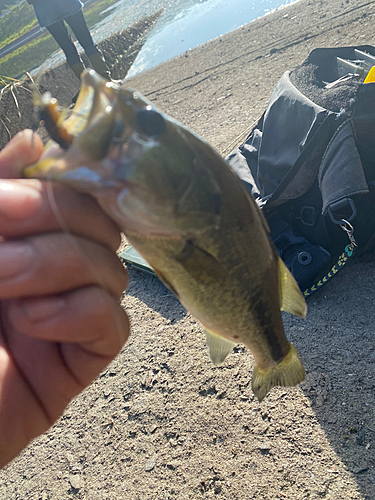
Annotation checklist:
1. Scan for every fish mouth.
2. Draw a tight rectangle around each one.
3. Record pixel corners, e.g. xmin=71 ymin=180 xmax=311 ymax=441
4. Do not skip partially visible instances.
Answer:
xmin=24 ymin=70 xmax=135 ymax=190
xmin=58 ymin=69 xmax=120 ymax=143
xmin=23 ymin=70 xmax=180 ymax=233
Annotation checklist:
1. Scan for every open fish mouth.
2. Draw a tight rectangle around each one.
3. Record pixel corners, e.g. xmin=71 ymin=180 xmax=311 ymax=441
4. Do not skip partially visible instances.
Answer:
xmin=24 ymin=70 xmax=145 ymax=191
xmin=24 ymin=70 xmax=180 ymax=233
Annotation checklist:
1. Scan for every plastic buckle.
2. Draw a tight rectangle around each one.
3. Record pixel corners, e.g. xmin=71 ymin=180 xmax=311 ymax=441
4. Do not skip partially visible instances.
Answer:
xmin=328 ymin=198 xmax=357 ymax=225
xmin=299 ymin=206 xmax=317 ymax=227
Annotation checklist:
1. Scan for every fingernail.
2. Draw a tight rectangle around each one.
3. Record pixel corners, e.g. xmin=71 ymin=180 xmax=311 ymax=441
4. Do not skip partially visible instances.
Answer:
xmin=0 ymin=180 xmax=42 ymax=219
xmin=3 ymin=129 xmax=34 ymax=148
xmin=21 ymin=296 xmax=66 ymax=322
xmin=0 ymin=242 xmax=34 ymax=279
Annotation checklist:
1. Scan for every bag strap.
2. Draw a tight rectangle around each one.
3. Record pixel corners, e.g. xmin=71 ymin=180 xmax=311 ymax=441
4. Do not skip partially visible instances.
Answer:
xmin=303 ymin=220 xmax=357 ymax=297
xmin=303 ymin=243 xmax=355 ymax=297
xmin=265 ymin=112 xmax=340 ymax=207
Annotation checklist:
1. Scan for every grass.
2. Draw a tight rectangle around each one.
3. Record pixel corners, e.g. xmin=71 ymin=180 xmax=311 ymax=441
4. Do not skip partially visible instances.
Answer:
xmin=0 ymin=20 xmax=37 ymax=51
xmin=0 ymin=32 xmax=59 ymax=77
xmin=0 ymin=0 xmax=19 ymax=15
xmin=0 ymin=0 xmax=120 ymax=77
xmin=84 ymin=0 xmax=120 ymax=27
xmin=0 ymin=74 xmax=26 ymax=87
xmin=0 ymin=74 xmax=32 ymax=139
xmin=0 ymin=1 xmax=37 ymax=51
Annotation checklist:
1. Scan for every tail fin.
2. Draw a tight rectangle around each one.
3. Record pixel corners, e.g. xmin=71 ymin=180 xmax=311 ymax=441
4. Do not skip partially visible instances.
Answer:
xmin=252 ymin=343 xmax=305 ymax=402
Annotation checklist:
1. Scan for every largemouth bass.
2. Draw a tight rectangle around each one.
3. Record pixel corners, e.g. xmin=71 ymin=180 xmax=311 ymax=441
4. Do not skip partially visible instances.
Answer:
xmin=26 ymin=70 xmax=307 ymax=402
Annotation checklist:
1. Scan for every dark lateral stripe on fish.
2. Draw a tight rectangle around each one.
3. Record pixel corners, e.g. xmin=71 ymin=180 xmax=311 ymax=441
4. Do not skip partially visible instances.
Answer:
xmin=252 ymin=300 xmax=285 ymax=362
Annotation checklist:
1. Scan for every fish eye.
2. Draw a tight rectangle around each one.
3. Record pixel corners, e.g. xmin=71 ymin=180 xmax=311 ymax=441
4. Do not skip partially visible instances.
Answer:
xmin=136 ymin=106 xmax=166 ymax=136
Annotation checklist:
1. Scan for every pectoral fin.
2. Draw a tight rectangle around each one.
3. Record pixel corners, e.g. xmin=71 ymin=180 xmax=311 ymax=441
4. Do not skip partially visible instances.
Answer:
xmin=204 ymin=328 xmax=237 ymax=366
xmin=278 ymin=257 xmax=307 ymax=318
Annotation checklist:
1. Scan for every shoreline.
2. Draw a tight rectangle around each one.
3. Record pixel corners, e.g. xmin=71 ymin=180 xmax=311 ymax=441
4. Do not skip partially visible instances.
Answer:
xmin=126 ymin=0 xmax=303 ymax=79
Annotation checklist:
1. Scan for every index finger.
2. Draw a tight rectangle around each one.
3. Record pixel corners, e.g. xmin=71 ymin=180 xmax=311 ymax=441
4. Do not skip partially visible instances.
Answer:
xmin=0 ymin=130 xmax=43 ymax=178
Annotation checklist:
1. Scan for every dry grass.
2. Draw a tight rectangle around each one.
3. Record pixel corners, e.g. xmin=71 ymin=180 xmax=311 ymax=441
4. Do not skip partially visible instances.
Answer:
xmin=0 ymin=74 xmax=32 ymax=140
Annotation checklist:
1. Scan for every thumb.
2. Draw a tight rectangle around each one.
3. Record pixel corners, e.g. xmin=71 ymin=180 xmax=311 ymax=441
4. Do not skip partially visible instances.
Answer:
xmin=0 ymin=130 xmax=43 ymax=178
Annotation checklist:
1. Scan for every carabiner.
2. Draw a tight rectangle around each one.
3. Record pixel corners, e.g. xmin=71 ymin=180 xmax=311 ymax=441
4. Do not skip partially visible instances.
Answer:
xmin=340 ymin=219 xmax=358 ymax=247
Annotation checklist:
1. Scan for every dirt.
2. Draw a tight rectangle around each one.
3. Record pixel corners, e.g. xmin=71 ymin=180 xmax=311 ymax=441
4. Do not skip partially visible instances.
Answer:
xmin=1 ymin=0 xmax=375 ymax=498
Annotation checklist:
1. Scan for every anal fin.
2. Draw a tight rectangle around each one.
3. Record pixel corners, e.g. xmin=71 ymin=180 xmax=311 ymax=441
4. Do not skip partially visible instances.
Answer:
xmin=278 ymin=257 xmax=307 ymax=318
xmin=204 ymin=328 xmax=237 ymax=366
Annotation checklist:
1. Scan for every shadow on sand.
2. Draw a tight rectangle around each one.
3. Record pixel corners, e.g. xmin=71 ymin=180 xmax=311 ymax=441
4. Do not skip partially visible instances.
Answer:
xmin=125 ymin=267 xmax=188 ymax=323
xmin=290 ymin=259 xmax=375 ymax=497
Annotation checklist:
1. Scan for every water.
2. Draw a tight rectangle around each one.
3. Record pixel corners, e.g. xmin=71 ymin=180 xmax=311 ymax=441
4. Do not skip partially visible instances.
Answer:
xmin=125 ymin=0 xmax=298 ymax=78
xmin=46 ymin=0 xmax=299 ymax=75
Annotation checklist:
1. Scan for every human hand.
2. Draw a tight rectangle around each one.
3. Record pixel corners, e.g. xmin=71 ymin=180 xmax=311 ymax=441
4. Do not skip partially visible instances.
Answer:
xmin=0 ymin=130 xmax=129 ymax=468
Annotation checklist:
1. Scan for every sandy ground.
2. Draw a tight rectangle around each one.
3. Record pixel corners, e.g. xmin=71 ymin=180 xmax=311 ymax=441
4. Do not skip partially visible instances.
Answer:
xmin=1 ymin=0 xmax=375 ymax=498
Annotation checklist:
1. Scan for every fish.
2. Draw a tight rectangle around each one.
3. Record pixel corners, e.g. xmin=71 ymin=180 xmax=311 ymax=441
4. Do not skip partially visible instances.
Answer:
xmin=25 ymin=70 xmax=307 ymax=402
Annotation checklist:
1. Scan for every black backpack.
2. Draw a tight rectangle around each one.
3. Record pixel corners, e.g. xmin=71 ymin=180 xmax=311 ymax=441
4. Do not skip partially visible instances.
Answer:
xmin=226 ymin=46 xmax=375 ymax=295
